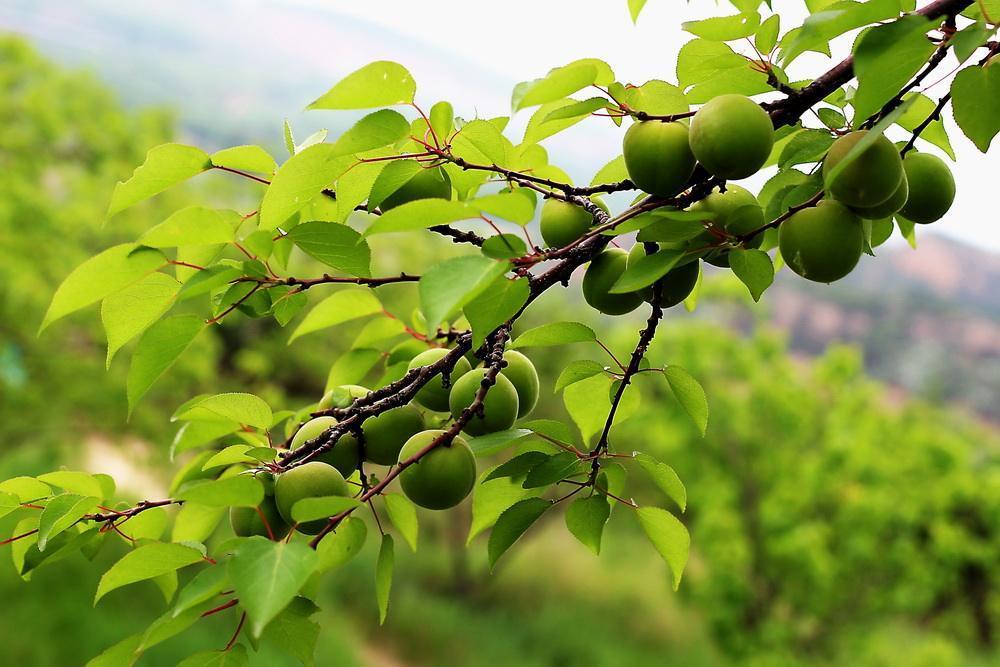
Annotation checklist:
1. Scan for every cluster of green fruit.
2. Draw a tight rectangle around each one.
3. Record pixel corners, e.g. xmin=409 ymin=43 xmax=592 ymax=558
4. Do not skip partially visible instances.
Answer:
xmin=779 ymin=131 xmax=955 ymax=282
xmin=230 ymin=350 xmax=540 ymax=538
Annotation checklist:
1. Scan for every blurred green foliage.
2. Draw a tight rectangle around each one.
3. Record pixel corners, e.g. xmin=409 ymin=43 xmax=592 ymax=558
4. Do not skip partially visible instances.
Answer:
xmin=0 ymin=36 xmax=996 ymax=667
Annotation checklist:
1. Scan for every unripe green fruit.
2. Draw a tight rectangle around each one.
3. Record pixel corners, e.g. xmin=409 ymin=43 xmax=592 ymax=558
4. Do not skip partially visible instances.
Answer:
xmin=660 ymin=259 xmax=701 ymax=308
xmin=449 ymin=369 xmax=519 ymax=436
xmin=823 ymin=131 xmax=903 ymax=208
xmin=539 ymin=198 xmax=608 ymax=248
xmin=318 ymin=384 xmax=368 ymax=411
xmin=582 ymin=248 xmax=644 ymax=316
xmin=501 ymin=351 xmax=539 ymax=418
xmin=274 ymin=462 xmax=350 ymax=534
xmin=899 ymin=152 xmax=955 ymax=224
xmin=407 ymin=348 xmax=473 ymax=412
xmin=689 ymin=94 xmax=774 ymax=180
xmin=363 ymin=405 xmax=425 ymax=465
xmin=230 ymin=496 xmax=290 ymax=540
xmin=398 ymin=430 xmax=476 ymax=510
xmin=851 ymin=174 xmax=909 ymax=219
xmin=689 ymin=184 xmax=765 ymax=267
xmin=379 ymin=166 xmax=451 ymax=212
xmin=779 ymin=200 xmax=863 ymax=283
xmin=293 ymin=416 xmax=361 ymax=477
xmin=623 ymin=121 xmax=696 ymax=197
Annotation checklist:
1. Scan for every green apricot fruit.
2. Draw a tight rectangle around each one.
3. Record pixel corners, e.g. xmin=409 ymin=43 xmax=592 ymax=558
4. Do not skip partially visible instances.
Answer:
xmin=501 ymin=351 xmax=539 ymax=418
xmin=539 ymin=198 xmax=608 ymax=248
xmin=407 ymin=348 xmax=473 ymax=412
xmin=823 ymin=130 xmax=903 ymax=208
xmin=274 ymin=461 xmax=350 ymax=534
xmin=660 ymin=259 xmax=701 ymax=308
xmin=778 ymin=200 xmax=863 ymax=283
xmin=292 ymin=416 xmax=361 ymax=477
xmin=379 ymin=166 xmax=451 ymax=212
xmin=623 ymin=121 xmax=697 ymax=197
xmin=851 ymin=174 xmax=909 ymax=220
xmin=899 ymin=152 xmax=955 ymax=224
xmin=398 ymin=430 xmax=476 ymax=510
xmin=689 ymin=184 xmax=765 ymax=267
xmin=318 ymin=384 xmax=368 ymax=411
xmin=689 ymin=94 xmax=774 ymax=180
xmin=448 ymin=368 xmax=519 ymax=436
xmin=230 ymin=495 xmax=290 ymax=540
xmin=363 ymin=405 xmax=425 ymax=465
xmin=582 ymin=248 xmax=644 ymax=316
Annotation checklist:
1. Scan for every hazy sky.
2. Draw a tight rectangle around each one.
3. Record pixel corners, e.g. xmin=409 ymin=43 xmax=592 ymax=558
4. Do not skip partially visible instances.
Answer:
xmin=296 ymin=0 xmax=997 ymax=252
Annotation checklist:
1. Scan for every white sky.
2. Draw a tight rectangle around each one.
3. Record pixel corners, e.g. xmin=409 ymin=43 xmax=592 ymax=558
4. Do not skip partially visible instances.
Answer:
xmin=291 ymin=0 xmax=998 ymax=251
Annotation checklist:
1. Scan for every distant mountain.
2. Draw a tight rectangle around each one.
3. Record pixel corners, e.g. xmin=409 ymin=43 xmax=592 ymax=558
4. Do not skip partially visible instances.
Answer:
xmin=768 ymin=235 xmax=1000 ymax=419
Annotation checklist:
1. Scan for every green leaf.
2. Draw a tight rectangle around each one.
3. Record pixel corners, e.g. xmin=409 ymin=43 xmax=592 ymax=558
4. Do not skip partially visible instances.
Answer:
xmin=636 ymin=507 xmax=690 ymax=590
xmin=511 ymin=321 xmax=596 ymax=349
xmin=663 ymin=365 xmax=708 ymax=436
xmin=375 ymin=534 xmax=394 ymax=624
xmin=368 ymin=159 xmax=423 ymax=210
xmin=309 ymin=61 xmax=416 ymax=110
xmin=472 ymin=191 xmax=536 ymax=225
xmin=172 ymin=504 xmax=226 ymax=543
xmin=316 ymin=517 xmax=368 ymax=572
xmin=895 ymin=93 xmax=954 ymax=158
xmin=141 ymin=207 xmax=235 ymax=247
xmin=483 ymin=451 xmax=550 ymax=483
xmin=108 ymin=144 xmax=211 ymax=217
xmin=634 ymin=453 xmax=687 ymax=512
xmin=177 ymin=645 xmax=249 ymax=666
xmin=419 ymin=256 xmax=509 ymax=333
xmin=228 ymin=536 xmax=319 ymax=637
xmin=287 ymin=221 xmax=372 ymax=277
xmin=512 ymin=63 xmax=599 ymax=111
xmin=565 ymin=495 xmax=611 ymax=555
xmin=95 ymin=542 xmax=204 ymax=604
xmin=463 ymin=277 xmax=530 ymax=348
xmin=895 ymin=213 xmax=918 ymax=248
xmin=541 ymin=97 xmax=608 ymax=124
xmin=628 ymin=0 xmax=648 ymax=23
xmin=677 ymin=39 xmax=770 ymax=103
xmin=176 ymin=475 xmax=264 ymax=507
xmin=620 ymin=80 xmax=689 ymax=116
xmin=591 ymin=155 xmax=628 ymax=186
xmin=468 ymin=468 xmax=542 ymax=544
xmin=289 ymin=288 xmax=382 ymax=342
xmin=0 ymin=491 xmax=20 ymax=520
xmin=467 ymin=428 xmax=533 ymax=457
xmin=177 ymin=393 xmax=272 ymax=429
xmin=259 ymin=144 xmax=351 ymax=230
xmin=430 ymin=101 xmax=454 ymax=138
xmin=172 ymin=563 xmax=228 ymax=617
xmin=523 ymin=98 xmax=595 ymax=143
xmin=755 ymin=14 xmax=780 ymax=53
xmin=383 ymin=494 xmax=418 ymax=551
xmin=610 ymin=248 xmax=683 ymax=294
xmin=0 ymin=477 xmax=51 ymax=502
xmin=127 ymin=315 xmax=204 ymax=412
xmin=330 ymin=109 xmax=410 ymax=156
xmin=555 ymin=360 xmax=607 ymax=392
xmin=778 ymin=129 xmax=835 ymax=168
xmin=481 ymin=234 xmax=528 ymax=260
xmin=488 ymin=497 xmax=551 ymax=568
xmin=41 ymin=244 xmax=165 ymax=332
xmin=852 ymin=15 xmax=936 ymax=123
xmin=211 ymin=145 xmax=276 ymax=174
xmin=283 ymin=119 xmax=296 ymax=156
xmin=780 ymin=0 xmax=900 ymax=65
xmin=290 ymin=496 xmax=362 ymax=523
xmin=102 ymin=272 xmax=180 ymax=367
xmin=951 ymin=62 xmax=1000 ymax=152
xmin=37 ymin=471 xmax=105 ymax=498
xmin=950 ymin=20 xmax=991 ymax=65
xmin=452 ymin=119 xmax=510 ymax=166
xmin=683 ymin=13 xmax=760 ymax=41
xmin=523 ymin=452 xmax=580 ymax=488
xmin=37 ymin=494 xmax=98 ymax=551
xmin=261 ymin=597 xmax=321 ymax=665
xmin=728 ymin=248 xmax=774 ymax=302
xmin=365 ymin=199 xmax=478 ymax=235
